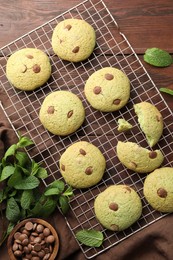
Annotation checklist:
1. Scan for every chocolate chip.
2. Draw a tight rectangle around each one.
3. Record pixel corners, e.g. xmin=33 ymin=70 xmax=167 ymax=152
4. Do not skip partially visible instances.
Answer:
xmin=26 ymin=54 xmax=33 ymax=59
xmin=149 ymin=151 xmax=157 ymax=159
xmin=33 ymin=64 xmax=41 ymax=73
xmin=93 ymin=86 xmax=101 ymax=94
xmin=124 ymin=186 xmax=131 ymax=193
xmin=72 ymin=46 xmax=80 ymax=53
xmin=156 ymin=115 xmax=162 ymax=122
xmin=61 ymin=164 xmax=65 ymax=171
xmin=25 ymin=222 xmax=34 ymax=231
xmin=110 ymin=224 xmax=119 ymax=231
xmin=157 ymin=188 xmax=167 ymax=198
xmin=130 ymin=162 xmax=137 ymax=169
xmin=47 ymin=106 xmax=54 ymax=114
xmin=65 ymin=24 xmax=72 ymax=30
xmin=113 ymin=99 xmax=121 ymax=105
xmin=85 ymin=166 xmax=93 ymax=175
xmin=79 ymin=149 xmax=86 ymax=156
xmin=109 ymin=202 xmax=119 ymax=211
xmin=34 ymin=243 xmax=42 ymax=252
xmin=67 ymin=110 xmax=73 ymax=118
xmin=21 ymin=64 xmax=27 ymax=73
xmin=105 ymin=73 xmax=114 ymax=80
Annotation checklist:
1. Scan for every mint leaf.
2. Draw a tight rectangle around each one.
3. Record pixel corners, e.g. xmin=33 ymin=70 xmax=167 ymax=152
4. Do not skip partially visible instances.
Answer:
xmin=21 ymin=190 xmax=34 ymax=209
xmin=76 ymin=229 xmax=104 ymax=247
xmin=16 ymin=151 xmax=30 ymax=167
xmin=4 ymin=144 xmax=17 ymax=160
xmin=30 ymin=196 xmax=57 ymax=217
xmin=63 ymin=186 xmax=73 ymax=197
xmin=35 ymin=167 xmax=48 ymax=179
xmin=14 ymin=175 xmax=40 ymax=190
xmin=44 ymin=188 xmax=61 ymax=196
xmin=17 ymin=136 xmax=34 ymax=148
xmin=160 ymin=87 xmax=173 ymax=96
xmin=6 ymin=197 xmax=21 ymax=222
xmin=144 ymin=47 xmax=173 ymax=67
xmin=7 ymin=168 xmax=22 ymax=187
xmin=49 ymin=180 xmax=65 ymax=193
xmin=0 ymin=166 xmax=15 ymax=181
xmin=59 ymin=195 xmax=69 ymax=214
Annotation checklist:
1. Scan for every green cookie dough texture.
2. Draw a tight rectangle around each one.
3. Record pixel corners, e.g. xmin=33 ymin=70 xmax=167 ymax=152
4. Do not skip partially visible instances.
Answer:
xmin=94 ymin=185 xmax=142 ymax=231
xmin=116 ymin=141 xmax=164 ymax=173
xmin=117 ymin=118 xmax=133 ymax=132
xmin=84 ymin=67 xmax=130 ymax=112
xmin=59 ymin=141 xmax=106 ymax=188
xmin=52 ymin=18 xmax=96 ymax=62
xmin=39 ymin=91 xmax=85 ymax=136
xmin=134 ymin=101 xmax=163 ymax=147
xmin=143 ymin=167 xmax=173 ymax=213
xmin=6 ymin=48 xmax=51 ymax=91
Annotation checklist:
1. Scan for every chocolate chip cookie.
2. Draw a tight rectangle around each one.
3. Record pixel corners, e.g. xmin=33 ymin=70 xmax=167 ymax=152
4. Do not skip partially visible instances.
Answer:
xmin=59 ymin=141 xmax=106 ymax=188
xmin=39 ymin=90 xmax=85 ymax=136
xmin=143 ymin=167 xmax=173 ymax=212
xmin=52 ymin=18 xmax=96 ymax=62
xmin=94 ymin=185 xmax=142 ymax=231
xmin=116 ymin=141 xmax=164 ymax=173
xmin=84 ymin=67 xmax=130 ymax=112
xmin=6 ymin=48 xmax=51 ymax=91
xmin=134 ymin=101 xmax=163 ymax=147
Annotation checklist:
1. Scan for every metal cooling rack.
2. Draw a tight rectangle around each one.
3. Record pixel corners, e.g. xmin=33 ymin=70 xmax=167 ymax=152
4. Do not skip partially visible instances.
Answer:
xmin=0 ymin=0 xmax=173 ymax=258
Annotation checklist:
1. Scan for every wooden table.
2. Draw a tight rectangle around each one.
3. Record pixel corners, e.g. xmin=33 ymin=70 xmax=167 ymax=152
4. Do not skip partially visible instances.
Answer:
xmin=0 ymin=0 xmax=173 ymax=259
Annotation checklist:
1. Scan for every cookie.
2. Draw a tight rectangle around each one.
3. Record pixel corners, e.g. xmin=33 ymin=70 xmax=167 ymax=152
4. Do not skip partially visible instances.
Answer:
xmin=134 ymin=101 xmax=163 ymax=147
xmin=59 ymin=141 xmax=106 ymax=188
xmin=84 ymin=67 xmax=130 ymax=112
xmin=39 ymin=91 xmax=85 ymax=136
xmin=143 ymin=167 xmax=173 ymax=213
xmin=117 ymin=118 xmax=133 ymax=132
xmin=52 ymin=18 xmax=96 ymax=62
xmin=6 ymin=48 xmax=51 ymax=91
xmin=116 ymin=141 xmax=164 ymax=173
xmin=94 ymin=185 xmax=142 ymax=231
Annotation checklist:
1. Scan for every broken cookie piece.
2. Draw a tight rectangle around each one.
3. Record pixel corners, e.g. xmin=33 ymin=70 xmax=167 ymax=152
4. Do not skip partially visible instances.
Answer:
xmin=116 ymin=141 xmax=164 ymax=173
xmin=117 ymin=118 xmax=133 ymax=132
xmin=134 ymin=101 xmax=163 ymax=147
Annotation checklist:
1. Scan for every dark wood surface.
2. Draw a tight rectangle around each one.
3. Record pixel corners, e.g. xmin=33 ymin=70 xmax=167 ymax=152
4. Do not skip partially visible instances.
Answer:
xmin=0 ymin=0 xmax=173 ymax=259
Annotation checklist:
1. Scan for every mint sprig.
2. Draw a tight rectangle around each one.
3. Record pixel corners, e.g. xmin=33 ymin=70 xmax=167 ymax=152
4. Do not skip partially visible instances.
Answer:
xmin=0 ymin=134 xmax=73 ymax=246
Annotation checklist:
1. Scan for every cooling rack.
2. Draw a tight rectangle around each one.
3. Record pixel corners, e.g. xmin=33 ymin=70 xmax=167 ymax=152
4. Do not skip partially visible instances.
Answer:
xmin=0 ymin=0 xmax=173 ymax=258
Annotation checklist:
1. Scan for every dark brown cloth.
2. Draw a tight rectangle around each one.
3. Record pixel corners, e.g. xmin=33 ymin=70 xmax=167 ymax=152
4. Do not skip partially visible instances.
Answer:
xmin=1 ymin=106 xmax=173 ymax=259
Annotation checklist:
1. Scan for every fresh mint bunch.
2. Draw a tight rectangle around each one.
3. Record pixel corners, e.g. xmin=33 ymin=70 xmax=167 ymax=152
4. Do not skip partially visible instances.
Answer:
xmin=0 ymin=134 xmax=73 ymax=246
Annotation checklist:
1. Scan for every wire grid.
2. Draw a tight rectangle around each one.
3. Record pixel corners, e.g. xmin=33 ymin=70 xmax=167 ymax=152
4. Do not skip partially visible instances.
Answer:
xmin=0 ymin=0 xmax=173 ymax=258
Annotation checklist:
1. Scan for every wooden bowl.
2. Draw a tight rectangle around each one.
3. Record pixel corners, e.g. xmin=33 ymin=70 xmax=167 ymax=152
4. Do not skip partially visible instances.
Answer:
xmin=7 ymin=218 xmax=59 ymax=260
